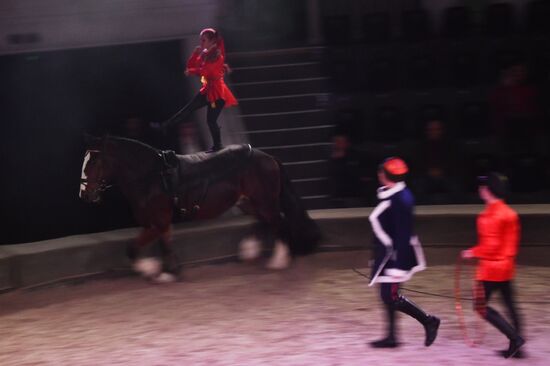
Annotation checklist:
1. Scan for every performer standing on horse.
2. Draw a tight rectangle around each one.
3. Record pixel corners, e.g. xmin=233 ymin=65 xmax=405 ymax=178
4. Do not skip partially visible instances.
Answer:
xmin=152 ymin=28 xmax=238 ymax=152
xmin=461 ymin=172 xmax=525 ymax=358
xmin=368 ymin=157 xmax=440 ymax=348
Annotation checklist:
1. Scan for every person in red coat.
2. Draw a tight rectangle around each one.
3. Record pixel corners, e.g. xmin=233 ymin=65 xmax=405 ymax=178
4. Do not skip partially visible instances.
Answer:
xmin=462 ymin=172 xmax=525 ymax=358
xmin=153 ymin=28 xmax=238 ymax=152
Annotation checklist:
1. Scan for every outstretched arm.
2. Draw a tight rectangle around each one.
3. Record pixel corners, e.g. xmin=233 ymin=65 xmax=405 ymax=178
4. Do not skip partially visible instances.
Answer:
xmin=185 ymin=46 xmax=202 ymax=76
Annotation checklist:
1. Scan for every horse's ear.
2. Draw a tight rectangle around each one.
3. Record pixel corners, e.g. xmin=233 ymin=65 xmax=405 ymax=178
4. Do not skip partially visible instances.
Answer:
xmin=83 ymin=133 xmax=100 ymax=148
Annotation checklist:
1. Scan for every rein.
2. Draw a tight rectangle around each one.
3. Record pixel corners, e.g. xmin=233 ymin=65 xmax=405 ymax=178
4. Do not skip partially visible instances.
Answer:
xmin=352 ymin=268 xmax=471 ymax=300
xmin=352 ymin=267 xmax=550 ymax=304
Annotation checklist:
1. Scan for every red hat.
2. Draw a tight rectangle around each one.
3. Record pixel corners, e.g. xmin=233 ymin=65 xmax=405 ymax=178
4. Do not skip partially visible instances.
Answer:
xmin=383 ymin=157 xmax=408 ymax=176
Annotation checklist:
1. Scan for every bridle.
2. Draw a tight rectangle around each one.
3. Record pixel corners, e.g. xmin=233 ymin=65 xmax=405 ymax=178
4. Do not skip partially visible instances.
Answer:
xmin=80 ymin=150 xmax=113 ymax=197
xmin=80 ymin=178 xmax=113 ymax=194
xmin=80 ymin=147 xmax=172 ymax=198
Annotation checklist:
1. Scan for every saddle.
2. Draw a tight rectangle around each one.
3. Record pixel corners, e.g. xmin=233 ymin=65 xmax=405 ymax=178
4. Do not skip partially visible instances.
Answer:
xmin=175 ymin=144 xmax=253 ymax=189
xmin=159 ymin=144 xmax=253 ymax=217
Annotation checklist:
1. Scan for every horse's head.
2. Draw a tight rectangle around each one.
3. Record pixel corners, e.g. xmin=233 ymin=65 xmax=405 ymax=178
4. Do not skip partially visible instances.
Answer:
xmin=79 ymin=135 xmax=115 ymax=203
xmin=79 ymin=134 xmax=161 ymax=203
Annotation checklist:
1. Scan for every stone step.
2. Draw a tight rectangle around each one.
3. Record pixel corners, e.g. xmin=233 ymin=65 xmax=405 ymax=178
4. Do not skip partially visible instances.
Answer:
xmin=240 ymin=109 xmax=331 ymax=131
xmin=301 ymin=195 xmax=332 ymax=210
xmin=227 ymin=47 xmax=333 ymax=208
xmin=283 ymin=160 xmax=330 ymax=180
xmin=231 ymin=62 xmax=323 ymax=83
xmin=257 ymin=143 xmax=331 ymax=163
xmin=245 ymin=125 xmax=334 ymax=147
xmin=238 ymin=93 xmax=331 ymax=115
xmin=232 ymin=77 xmax=330 ymax=99
xmin=292 ymin=177 xmax=330 ymax=197
xmin=227 ymin=47 xmax=326 ymax=67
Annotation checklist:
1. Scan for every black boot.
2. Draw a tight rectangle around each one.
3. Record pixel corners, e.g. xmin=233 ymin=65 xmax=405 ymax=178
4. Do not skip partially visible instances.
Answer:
xmin=370 ymin=304 xmax=399 ymax=348
xmin=486 ymin=307 xmax=525 ymax=358
xmin=501 ymin=336 xmax=526 ymax=358
xmin=207 ymin=122 xmax=223 ymax=152
xmin=395 ymin=296 xmax=440 ymax=346
xmin=498 ymin=347 xmax=526 ymax=359
xmin=370 ymin=337 xmax=398 ymax=348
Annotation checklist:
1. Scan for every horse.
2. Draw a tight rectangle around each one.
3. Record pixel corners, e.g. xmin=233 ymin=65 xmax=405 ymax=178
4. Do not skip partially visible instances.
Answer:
xmin=79 ymin=135 xmax=321 ymax=282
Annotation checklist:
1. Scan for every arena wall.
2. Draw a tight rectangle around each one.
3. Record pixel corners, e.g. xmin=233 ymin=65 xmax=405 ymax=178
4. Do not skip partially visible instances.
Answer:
xmin=0 ymin=0 xmax=217 ymax=55
xmin=1 ymin=205 xmax=549 ymax=292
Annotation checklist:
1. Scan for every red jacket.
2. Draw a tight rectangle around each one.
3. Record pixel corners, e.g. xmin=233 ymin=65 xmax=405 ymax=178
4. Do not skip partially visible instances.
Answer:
xmin=470 ymin=200 xmax=520 ymax=281
xmin=186 ymin=46 xmax=238 ymax=108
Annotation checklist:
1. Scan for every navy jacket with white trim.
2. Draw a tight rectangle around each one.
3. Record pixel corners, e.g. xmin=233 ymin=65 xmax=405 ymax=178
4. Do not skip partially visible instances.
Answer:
xmin=368 ymin=182 xmax=426 ymax=286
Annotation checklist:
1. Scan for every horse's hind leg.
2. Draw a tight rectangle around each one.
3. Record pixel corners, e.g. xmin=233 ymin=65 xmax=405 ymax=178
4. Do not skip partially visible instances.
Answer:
xmin=254 ymin=204 xmax=290 ymax=269
xmin=242 ymin=156 xmax=291 ymax=269
xmin=265 ymin=219 xmax=291 ymax=270
xmin=239 ymin=202 xmax=290 ymax=269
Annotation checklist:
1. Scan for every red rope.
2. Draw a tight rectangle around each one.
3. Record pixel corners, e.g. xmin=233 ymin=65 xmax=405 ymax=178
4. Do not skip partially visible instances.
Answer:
xmin=455 ymin=255 xmax=486 ymax=347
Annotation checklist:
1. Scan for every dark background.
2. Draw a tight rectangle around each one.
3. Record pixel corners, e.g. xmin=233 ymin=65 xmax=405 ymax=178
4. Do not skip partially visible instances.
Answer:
xmin=2 ymin=0 xmax=550 ymax=244
xmin=0 ymin=41 xmax=188 ymax=244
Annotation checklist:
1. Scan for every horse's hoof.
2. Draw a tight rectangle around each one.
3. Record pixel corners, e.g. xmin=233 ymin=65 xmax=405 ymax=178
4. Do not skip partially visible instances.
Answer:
xmin=133 ymin=257 xmax=162 ymax=278
xmin=266 ymin=258 xmax=290 ymax=270
xmin=153 ymin=272 xmax=178 ymax=283
xmin=266 ymin=240 xmax=290 ymax=270
xmin=239 ymin=236 xmax=262 ymax=261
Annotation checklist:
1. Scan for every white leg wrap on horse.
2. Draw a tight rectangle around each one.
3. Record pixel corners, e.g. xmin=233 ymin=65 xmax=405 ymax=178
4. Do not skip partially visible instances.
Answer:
xmin=133 ymin=257 xmax=161 ymax=278
xmin=154 ymin=272 xmax=177 ymax=283
xmin=238 ymin=236 xmax=263 ymax=261
xmin=266 ymin=240 xmax=290 ymax=269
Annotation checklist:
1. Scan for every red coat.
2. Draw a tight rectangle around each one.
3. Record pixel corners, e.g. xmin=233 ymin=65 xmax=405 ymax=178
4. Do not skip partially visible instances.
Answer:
xmin=186 ymin=47 xmax=238 ymax=108
xmin=470 ymin=200 xmax=520 ymax=281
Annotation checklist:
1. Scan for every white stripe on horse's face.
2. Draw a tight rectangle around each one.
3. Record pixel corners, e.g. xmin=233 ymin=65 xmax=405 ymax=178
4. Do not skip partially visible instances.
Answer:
xmin=79 ymin=151 xmax=91 ymax=198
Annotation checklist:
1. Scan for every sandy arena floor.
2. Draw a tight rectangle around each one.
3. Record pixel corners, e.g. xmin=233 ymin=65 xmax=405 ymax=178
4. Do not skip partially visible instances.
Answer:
xmin=1 ymin=251 xmax=548 ymax=366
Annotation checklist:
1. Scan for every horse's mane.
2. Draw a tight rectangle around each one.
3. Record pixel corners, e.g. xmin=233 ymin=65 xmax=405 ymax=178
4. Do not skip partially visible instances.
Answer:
xmin=101 ymin=135 xmax=163 ymax=173
xmin=105 ymin=135 xmax=159 ymax=156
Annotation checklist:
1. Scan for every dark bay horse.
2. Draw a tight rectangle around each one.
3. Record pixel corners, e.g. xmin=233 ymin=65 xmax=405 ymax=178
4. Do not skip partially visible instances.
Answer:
xmin=80 ymin=135 xmax=321 ymax=281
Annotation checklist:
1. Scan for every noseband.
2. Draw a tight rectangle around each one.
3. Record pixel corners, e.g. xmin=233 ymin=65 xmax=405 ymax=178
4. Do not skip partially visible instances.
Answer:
xmin=80 ymin=178 xmax=113 ymax=193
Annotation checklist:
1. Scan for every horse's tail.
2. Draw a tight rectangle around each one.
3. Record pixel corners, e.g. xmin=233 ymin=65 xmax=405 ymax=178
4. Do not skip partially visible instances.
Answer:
xmin=277 ymin=160 xmax=322 ymax=255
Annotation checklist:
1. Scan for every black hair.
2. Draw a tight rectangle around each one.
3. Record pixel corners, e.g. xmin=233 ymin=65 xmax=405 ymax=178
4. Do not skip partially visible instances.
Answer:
xmin=478 ymin=172 xmax=509 ymax=199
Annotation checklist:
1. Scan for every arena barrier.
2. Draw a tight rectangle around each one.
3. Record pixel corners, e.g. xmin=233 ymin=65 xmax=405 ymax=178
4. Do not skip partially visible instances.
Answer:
xmin=1 ymin=205 xmax=549 ymax=292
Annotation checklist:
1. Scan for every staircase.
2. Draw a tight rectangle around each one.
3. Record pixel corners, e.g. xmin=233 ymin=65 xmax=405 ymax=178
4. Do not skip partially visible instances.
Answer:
xmin=228 ymin=47 xmax=333 ymax=209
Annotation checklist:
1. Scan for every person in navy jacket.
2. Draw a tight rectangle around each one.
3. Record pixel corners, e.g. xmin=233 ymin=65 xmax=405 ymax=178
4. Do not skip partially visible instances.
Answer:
xmin=368 ymin=157 xmax=440 ymax=348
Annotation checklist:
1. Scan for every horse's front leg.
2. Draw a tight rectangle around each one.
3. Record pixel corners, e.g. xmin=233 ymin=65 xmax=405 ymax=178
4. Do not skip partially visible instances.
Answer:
xmin=131 ymin=226 xmax=180 ymax=283
xmin=156 ymin=226 xmax=182 ymax=283
xmin=131 ymin=226 xmax=163 ymax=279
xmin=238 ymin=222 xmax=266 ymax=262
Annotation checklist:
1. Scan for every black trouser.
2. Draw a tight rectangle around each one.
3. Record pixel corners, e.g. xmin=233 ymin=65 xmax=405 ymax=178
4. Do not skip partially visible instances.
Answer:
xmin=380 ymin=283 xmax=432 ymax=338
xmin=380 ymin=283 xmax=399 ymax=338
xmin=165 ymin=93 xmax=225 ymax=148
xmin=478 ymin=280 xmax=522 ymax=340
xmin=380 ymin=282 xmax=400 ymax=305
